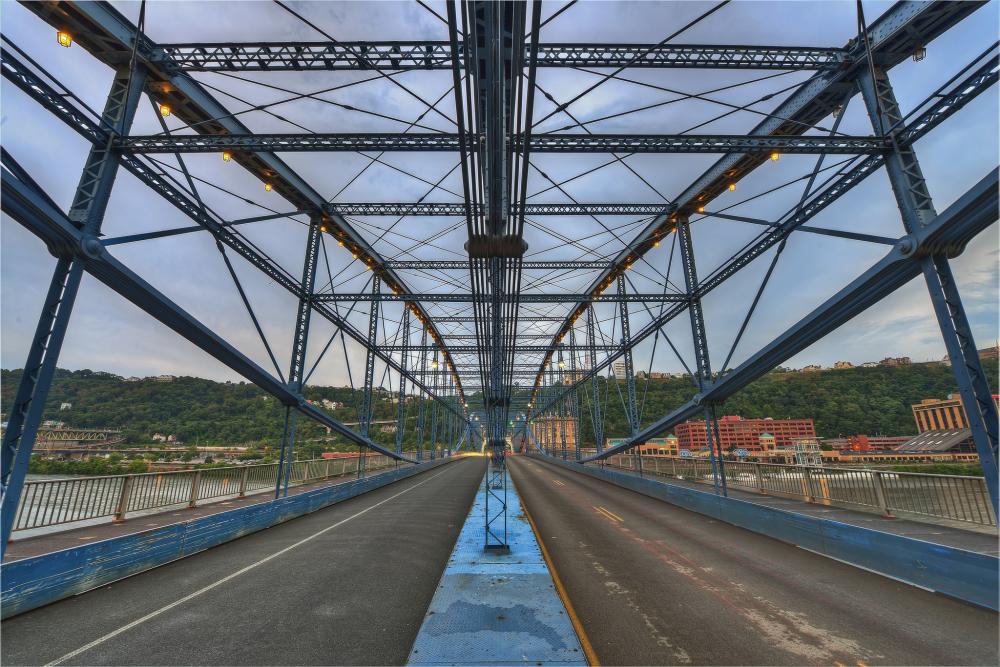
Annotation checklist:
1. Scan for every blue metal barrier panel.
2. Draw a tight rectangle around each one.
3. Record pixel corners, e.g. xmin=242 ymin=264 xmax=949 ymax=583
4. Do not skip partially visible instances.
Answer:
xmin=408 ymin=469 xmax=586 ymax=665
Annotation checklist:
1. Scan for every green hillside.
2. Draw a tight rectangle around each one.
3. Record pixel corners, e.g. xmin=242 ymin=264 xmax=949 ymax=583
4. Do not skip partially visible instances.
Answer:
xmin=2 ymin=359 xmax=996 ymax=451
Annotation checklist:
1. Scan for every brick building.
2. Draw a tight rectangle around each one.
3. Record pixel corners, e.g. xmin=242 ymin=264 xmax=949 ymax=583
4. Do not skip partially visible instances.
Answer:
xmin=911 ymin=393 xmax=1000 ymax=433
xmin=674 ymin=415 xmax=816 ymax=452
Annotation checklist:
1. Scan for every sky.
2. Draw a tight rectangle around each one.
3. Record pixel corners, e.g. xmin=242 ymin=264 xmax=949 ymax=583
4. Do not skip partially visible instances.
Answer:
xmin=1 ymin=0 xmax=997 ymax=398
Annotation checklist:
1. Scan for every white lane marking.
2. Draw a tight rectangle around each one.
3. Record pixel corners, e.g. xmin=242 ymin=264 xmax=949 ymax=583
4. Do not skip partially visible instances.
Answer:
xmin=46 ymin=465 xmax=459 ymax=666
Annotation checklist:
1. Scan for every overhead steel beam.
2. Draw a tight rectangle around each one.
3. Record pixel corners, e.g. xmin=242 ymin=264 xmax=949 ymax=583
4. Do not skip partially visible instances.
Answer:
xmin=381 ymin=345 xmax=616 ymax=353
xmin=117 ymin=133 xmax=884 ymax=154
xmin=385 ymin=260 xmax=612 ymax=270
xmin=153 ymin=41 xmax=848 ymax=71
xmin=530 ymin=0 xmax=988 ymax=394
xmin=19 ymin=0 xmax=466 ymax=402
xmin=330 ymin=203 xmax=667 ymax=216
xmin=314 ymin=292 xmax=688 ymax=303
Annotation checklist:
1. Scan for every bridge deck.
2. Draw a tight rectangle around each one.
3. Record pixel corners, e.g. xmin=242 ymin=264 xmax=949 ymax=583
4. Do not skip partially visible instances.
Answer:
xmin=509 ymin=455 xmax=999 ymax=666
xmin=0 ymin=457 xmax=485 ymax=666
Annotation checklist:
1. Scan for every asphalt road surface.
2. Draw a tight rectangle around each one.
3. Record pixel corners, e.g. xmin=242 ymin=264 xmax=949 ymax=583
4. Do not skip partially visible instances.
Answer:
xmin=2 ymin=456 xmax=485 ymax=666
xmin=509 ymin=455 xmax=999 ymax=667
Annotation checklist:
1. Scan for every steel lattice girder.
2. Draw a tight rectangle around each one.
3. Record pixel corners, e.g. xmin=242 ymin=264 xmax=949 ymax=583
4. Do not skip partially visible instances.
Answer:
xmin=116 ymin=133 xmax=885 ymax=154
xmin=331 ymin=203 xmax=667 ymax=216
xmin=384 ymin=260 xmax=614 ymax=269
xmin=529 ymin=0 xmax=988 ymax=391
xmin=313 ymin=292 xmax=687 ymax=303
xmin=381 ymin=346 xmax=616 ymax=353
xmin=580 ymin=169 xmax=999 ymax=462
xmin=19 ymin=0 xmax=468 ymax=401
xmin=0 ymin=46 xmax=463 ymax=416
xmin=0 ymin=162 xmax=419 ymax=464
xmin=152 ymin=41 xmax=848 ymax=71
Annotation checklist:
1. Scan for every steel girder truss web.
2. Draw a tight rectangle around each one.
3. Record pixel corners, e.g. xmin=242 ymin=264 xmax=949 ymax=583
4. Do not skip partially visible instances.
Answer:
xmin=0 ymin=0 xmax=996 ymax=560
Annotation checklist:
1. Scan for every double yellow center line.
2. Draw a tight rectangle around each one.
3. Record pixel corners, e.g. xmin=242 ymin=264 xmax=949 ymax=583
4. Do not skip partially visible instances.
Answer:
xmin=594 ymin=505 xmax=623 ymax=523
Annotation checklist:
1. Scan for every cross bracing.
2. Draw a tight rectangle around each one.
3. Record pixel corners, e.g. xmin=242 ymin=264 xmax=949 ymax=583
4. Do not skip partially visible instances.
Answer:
xmin=0 ymin=0 xmax=997 ymax=556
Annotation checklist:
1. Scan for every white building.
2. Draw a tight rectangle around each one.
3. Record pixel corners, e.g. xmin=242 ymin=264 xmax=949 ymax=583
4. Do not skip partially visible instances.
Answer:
xmin=59 ymin=402 xmax=72 ymax=411
xmin=612 ymin=360 xmax=628 ymax=380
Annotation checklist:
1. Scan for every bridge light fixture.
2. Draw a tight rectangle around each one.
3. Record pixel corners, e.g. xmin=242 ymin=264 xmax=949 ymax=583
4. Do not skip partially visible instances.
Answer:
xmin=558 ymin=360 xmax=566 ymax=369
xmin=264 ymin=182 xmax=273 ymax=192
xmin=912 ymin=45 xmax=926 ymax=62
xmin=697 ymin=206 xmax=705 ymax=213
xmin=728 ymin=182 xmax=736 ymax=192
xmin=653 ymin=240 xmax=660 ymax=247
xmin=320 ymin=224 xmax=328 ymax=233
xmin=770 ymin=151 xmax=779 ymax=162
xmin=159 ymin=103 xmax=171 ymax=117
xmin=832 ymin=104 xmax=843 ymax=118
xmin=222 ymin=151 xmax=232 ymax=162
xmin=431 ymin=359 xmax=439 ymax=370
xmin=56 ymin=31 xmax=72 ymax=48
xmin=338 ymin=240 xmax=345 ymax=246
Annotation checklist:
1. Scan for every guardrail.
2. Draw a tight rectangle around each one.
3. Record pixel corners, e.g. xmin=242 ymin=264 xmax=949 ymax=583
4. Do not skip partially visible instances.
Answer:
xmin=593 ymin=454 xmax=996 ymax=528
xmin=13 ymin=452 xmax=420 ymax=533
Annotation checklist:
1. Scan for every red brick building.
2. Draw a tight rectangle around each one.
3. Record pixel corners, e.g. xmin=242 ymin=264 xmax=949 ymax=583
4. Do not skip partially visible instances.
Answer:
xmin=674 ymin=415 xmax=816 ymax=452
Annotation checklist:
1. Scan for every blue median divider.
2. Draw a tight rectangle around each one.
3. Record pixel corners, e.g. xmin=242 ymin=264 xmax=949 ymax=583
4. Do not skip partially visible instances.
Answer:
xmin=535 ymin=454 xmax=999 ymax=611
xmin=1 ymin=458 xmax=452 ymax=619
xmin=408 ymin=467 xmax=586 ymax=665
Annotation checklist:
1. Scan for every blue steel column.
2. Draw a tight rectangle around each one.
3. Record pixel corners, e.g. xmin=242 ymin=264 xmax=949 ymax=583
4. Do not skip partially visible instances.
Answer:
xmin=617 ymin=275 xmax=643 ymax=475
xmin=587 ymin=305 xmax=605 ymax=454
xmin=1 ymin=66 xmax=146 ymax=549
xmin=416 ymin=326 xmax=429 ymax=461
xmin=276 ymin=217 xmax=322 ymax=497
xmin=859 ymin=66 xmax=998 ymax=513
xmin=677 ymin=218 xmax=727 ymax=494
xmin=358 ymin=275 xmax=381 ymax=478
xmin=395 ymin=308 xmax=411 ymax=456
xmin=429 ymin=351 xmax=439 ymax=461
xmin=569 ymin=327 xmax=582 ymax=460
xmin=557 ymin=346 xmax=568 ymax=460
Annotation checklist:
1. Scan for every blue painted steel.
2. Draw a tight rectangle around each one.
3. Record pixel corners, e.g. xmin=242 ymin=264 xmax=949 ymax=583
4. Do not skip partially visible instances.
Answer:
xmin=858 ymin=65 xmax=999 ymax=514
xmin=408 ymin=467 xmax=585 ymax=665
xmin=0 ymin=458 xmax=454 ymax=619
xmin=0 ymin=65 xmax=146 ymax=554
xmin=396 ymin=308 xmax=411 ymax=455
xmin=537 ymin=455 xmax=999 ymax=611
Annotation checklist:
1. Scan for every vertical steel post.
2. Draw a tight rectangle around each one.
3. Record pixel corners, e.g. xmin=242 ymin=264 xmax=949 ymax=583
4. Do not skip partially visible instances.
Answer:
xmin=395 ymin=308 xmax=411 ymax=456
xmin=859 ymin=66 xmax=998 ymax=513
xmin=358 ymin=275 xmax=381 ymax=479
xmin=569 ymin=327 xmax=582 ymax=460
xmin=677 ymin=217 xmax=727 ymax=495
xmin=1 ymin=66 xmax=147 ymax=551
xmin=587 ymin=305 xmax=605 ymax=454
xmin=416 ymin=326 xmax=429 ymax=461
xmin=557 ymin=347 xmax=568 ymax=460
xmin=429 ymin=351 xmax=439 ymax=461
xmin=276 ymin=217 xmax=322 ymax=497
xmin=617 ymin=276 xmax=643 ymax=476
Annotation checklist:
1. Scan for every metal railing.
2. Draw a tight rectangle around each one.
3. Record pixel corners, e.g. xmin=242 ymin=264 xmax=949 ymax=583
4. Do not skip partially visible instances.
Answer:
xmin=594 ymin=454 xmax=996 ymax=528
xmin=13 ymin=452 xmax=419 ymax=533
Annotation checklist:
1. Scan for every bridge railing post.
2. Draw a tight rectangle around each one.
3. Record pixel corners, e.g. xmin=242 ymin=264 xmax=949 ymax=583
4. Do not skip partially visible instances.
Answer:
xmin=112 ymin=475 xmax=133 ymax=523
xmin=238 ymin=466 xmax=249 ymax=497
xmin=872 ymin=471 xmax=895 ymax=518
xmin=802 ymin=466 xmax=816 ymax=503
xmin=188 ymin=470 xmax=202 ymax=508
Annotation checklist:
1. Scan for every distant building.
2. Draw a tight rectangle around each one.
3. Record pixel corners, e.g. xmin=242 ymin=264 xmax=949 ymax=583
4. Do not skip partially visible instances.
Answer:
xmin=823 ymin=434 xmax=911 ymax=451
xmin=833 ymin=361 xmax=853 ymax=369
xmin=59 ymin=402 xmax=72 ymax=411
xmin=612 ymin=361 xmax=627 ymax=380
xmin=674 ymin=415 xmax=816 ymax=452
xmin=911 ymin=393 xmax=1000 ymax=433
xmin=942 ymin=343 xmax=999 ymax=366
xmin=125 ymin=376 xmax=141 ymax=382
xmin=153 ymin=374 xmax=176 ymax=382
xmin=878 ymin=356 xmax=911 ymax=367
xmin=535 ymin=414 xmax=577 ymax=451
xmin=612 ymin=436 xmax=679 ymax=457
xmin=320 ymin=399 xmax=344 ymax=410
xmin=782 ymin=438 xmax=823 ymax=465
xmin=800 ymin=364 xmax=823 ymax=372
xmin=860 ymin=361 xmax=879 ymax=368
xmin=895 ymin=429 xmax=975 ymax=454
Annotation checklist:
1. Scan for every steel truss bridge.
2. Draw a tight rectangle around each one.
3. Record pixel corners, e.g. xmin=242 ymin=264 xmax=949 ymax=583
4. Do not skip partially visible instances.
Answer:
xmin=0 ymin=2 xmax=997 ymax=661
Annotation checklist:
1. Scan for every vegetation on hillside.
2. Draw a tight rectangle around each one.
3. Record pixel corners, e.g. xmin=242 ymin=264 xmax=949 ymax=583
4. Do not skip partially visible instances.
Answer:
xmin=3 ymin=359 xmax=995 ymax=452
